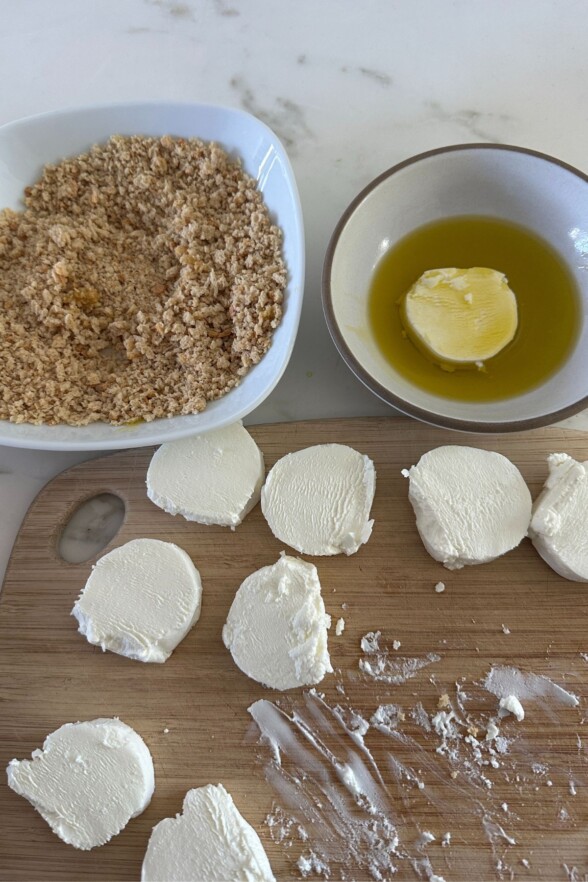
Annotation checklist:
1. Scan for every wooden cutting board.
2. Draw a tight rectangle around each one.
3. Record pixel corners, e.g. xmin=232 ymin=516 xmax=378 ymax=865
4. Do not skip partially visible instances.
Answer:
xmin=1 ymin=417 xmax=588 ymax=882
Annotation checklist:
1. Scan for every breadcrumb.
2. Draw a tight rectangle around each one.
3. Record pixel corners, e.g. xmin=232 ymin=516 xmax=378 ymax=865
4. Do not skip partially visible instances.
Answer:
xmin=0 ymin=135 xmax=285 ymax=425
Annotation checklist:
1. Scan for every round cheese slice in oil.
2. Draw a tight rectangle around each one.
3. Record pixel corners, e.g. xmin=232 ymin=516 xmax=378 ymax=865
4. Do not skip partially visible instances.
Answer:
xmin=401 ymin=267 xmax=518 ymax=368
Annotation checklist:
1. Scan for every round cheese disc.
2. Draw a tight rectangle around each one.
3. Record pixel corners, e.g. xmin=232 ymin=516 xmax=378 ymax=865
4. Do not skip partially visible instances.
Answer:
xmin=529 ymin=453 xmax=588 ymax=581
xmin=146 ymin=422 xmax=265 ymax=527
xmin=222 ymin=554 xmax=332 ymax=690
xmin=7 ymin=718 xmax=154 ymax=850
xmin=141 ymin=784 xmax=275 ymax=882
xmin=404 ymin=445 xmax=532 ymax=570
xmin=402 ymin=267 xmax=518 ymax=366
xmin=261 ymin=444 xmax=376 ymax=555
xmin=72 ymin=538 xmax=202 ymax=663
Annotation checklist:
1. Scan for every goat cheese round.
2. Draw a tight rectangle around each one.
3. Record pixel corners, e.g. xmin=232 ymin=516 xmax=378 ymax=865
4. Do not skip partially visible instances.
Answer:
xmin=404 ymin=446 xmax=532 ymax=570
xmin=6 ymin=718 xmax=154 ymax=850
xmin=402 ymin=267 xmax=518 ymax=366
xmin=261 ymin=444 xmax=376 ymax=555
xmin=146 ymin=422 xmax=265 ymax=528
xmin=222 ymin=554 xmax=332 ymax=690
xmin=72 ymin=538 xmax=202 ymax=663
xmin=529 ymin=453 xmax=588 ymax=581
xmin=141 ymin=784 xmax=275 ymax=882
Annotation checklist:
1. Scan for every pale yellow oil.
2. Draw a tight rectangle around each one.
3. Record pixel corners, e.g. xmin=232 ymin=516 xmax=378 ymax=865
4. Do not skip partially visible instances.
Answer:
xmin=368 ymin=216 xmax=580 ymax=401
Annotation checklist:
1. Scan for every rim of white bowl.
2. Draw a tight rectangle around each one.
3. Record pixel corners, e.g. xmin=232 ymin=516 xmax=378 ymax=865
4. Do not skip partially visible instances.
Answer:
xmin=322 ymin=142 xmax=588 ymax=434
xmin=0 ymin=100 xmax=305 ymax=450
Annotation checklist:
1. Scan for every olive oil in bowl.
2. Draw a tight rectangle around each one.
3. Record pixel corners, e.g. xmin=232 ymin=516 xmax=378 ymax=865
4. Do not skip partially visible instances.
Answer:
xmin=368 ymin=216 xmax=580 ymax=402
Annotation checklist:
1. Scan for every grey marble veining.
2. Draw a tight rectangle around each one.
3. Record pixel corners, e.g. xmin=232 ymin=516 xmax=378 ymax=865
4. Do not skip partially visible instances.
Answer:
xmin=230 ymin=75 xmax=314 ymax=154
xmin=354 ymin=67 xmax=392 ymax=86
xmin=425 ymin=101 xmax=514 ymax=143
xmin=147 ymin=0 xmax=195 ymax=20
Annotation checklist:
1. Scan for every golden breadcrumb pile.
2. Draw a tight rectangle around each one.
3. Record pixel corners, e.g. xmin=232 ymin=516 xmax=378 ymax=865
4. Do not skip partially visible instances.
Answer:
xmin=0 ymin=135 xmax=285 ymax=425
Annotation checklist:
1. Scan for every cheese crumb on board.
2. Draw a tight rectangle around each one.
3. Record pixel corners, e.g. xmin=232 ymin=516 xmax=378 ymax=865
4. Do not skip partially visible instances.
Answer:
xmin=72 ymin=538 xmax=202 ymax=663
xmin=261 ymin=444 xmax=375 ymax=555
xmin=435 ymin=582 xmax=445 ymax=593
xmin=335 ymin=617 xmax=345 ymax=636
xmin=486 ymin=720 xmax=500 ymax=741
xmin=141 ymin=784 xmax=275 ymax=882
xmin=529 ymin=453 xmax=588 ymax=581
xmin=7 ymin=719 xmax=154 ymax=850
xmin=146 ymin=422 xmax=264 ymax=528
xmin=222 ymin=555 xmax=332 ymax=690
xmin=415 ymin=830 xmax=435 ymax=849
xmin=403 ymin=446 xmax=531 ymax=570
xmin=499 ymin=694 xmax=525 ymax=721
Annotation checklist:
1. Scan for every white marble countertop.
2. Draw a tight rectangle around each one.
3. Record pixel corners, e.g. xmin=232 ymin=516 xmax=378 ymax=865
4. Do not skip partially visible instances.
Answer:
xmin=1 ymin=0 xmax=588 ymax=583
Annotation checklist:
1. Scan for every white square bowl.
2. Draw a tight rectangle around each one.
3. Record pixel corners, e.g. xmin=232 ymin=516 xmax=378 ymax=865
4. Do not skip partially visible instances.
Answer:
xmin=0 ymin=102 xmax=304 ymax=449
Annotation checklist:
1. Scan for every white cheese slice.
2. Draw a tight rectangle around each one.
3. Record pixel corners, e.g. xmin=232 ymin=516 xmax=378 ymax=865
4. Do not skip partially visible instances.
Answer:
xmin=141 ymin=784 xmax=275 ymax=882
xmin=261 ymin=444 xmax=375 ymax=555
xmin=146 ymin=422 xmax=264 ymax=528
xmin=222 ymin=554 xmax=332 ymax=690
xmin=72 ymin=538 xmax=202 ymax=663
xmin=529 ymin=453 xmax=588 ymax=581
xmin=402 ymin=267 xmax=518 ymax=366
xmin=404 ymin=446 xmax=531 ymax=570
xmin=6 ymin=718 xmax=154 ymax=850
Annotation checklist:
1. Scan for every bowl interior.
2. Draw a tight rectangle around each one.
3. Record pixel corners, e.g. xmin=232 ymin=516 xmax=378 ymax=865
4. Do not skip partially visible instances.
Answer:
xmin=327 ymin=146 xmax=588 ymax=430
xmin=0 ymin=102 xmax=304 ymax=449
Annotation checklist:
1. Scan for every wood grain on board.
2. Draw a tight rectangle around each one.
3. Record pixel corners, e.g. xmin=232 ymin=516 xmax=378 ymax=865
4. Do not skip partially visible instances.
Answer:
xmin=0 ymin=417 xmax=587 ymax=881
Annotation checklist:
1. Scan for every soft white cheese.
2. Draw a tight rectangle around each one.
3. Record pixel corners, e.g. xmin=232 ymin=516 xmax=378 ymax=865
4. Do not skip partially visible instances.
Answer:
xmin=486 ymin=720 xmax=500 ymax=741
xmin=416 ymin=830 xmax=436 ymax=849
xmin=404 ymin=446 xmax=532 ymax=570
xmin=222 ymin=554 xmax=332 ymax=690
xmin=529 ymin=453 xmax=588 ymax=581
xmin=499 ymin=694 xmax=525 ymax=721
xmin=6 ymin=718 xmax=154 ymax=850
xmin=142 ymin=784 xmax=275 ymax=882
xmin=146 ymin=422 xmax=265 ymax=528
xmin=335 ymin=617 xmax=345 ymax=636
xmin=261 ymin=444 xmax=375 ymax=556
xmin=402 ymin=267 xmax=518 ymax=367
xmin=72 ymin=538 xmax=202 ymax=663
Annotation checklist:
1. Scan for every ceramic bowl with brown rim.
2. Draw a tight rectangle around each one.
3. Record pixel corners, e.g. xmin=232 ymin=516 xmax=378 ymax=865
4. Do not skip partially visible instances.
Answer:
xmin=322 ymin=144 xmax=588 ymax=433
